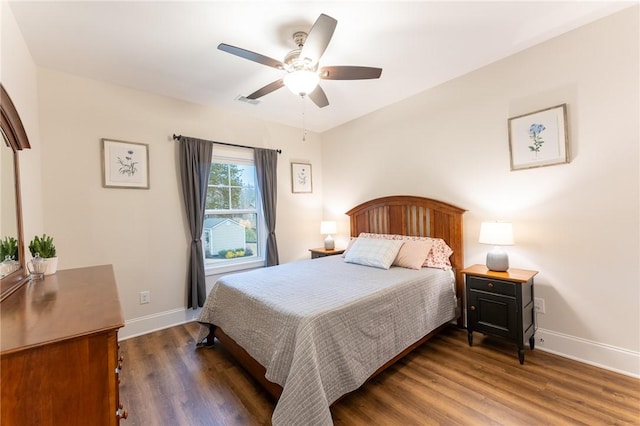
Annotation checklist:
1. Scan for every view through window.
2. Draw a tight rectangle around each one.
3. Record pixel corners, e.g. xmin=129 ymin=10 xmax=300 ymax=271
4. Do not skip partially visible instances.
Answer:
xmin=203 ymin=149 xmax=264 ymax=269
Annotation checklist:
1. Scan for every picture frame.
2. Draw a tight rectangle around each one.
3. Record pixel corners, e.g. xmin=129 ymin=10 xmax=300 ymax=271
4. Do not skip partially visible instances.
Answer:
xmin=508 ymin=104 xmax=569 ymax=171
xmin=101 ymin=139 xmax=150 ymax=189
xmin=291 ymin=162 xmax=312 ymax=193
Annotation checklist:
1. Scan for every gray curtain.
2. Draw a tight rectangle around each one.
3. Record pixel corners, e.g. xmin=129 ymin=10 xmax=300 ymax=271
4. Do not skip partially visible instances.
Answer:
xmin=254 ymin=148 xmax=279 ymax=266
xmin=179 ymin=137 xmax=212 ymax=308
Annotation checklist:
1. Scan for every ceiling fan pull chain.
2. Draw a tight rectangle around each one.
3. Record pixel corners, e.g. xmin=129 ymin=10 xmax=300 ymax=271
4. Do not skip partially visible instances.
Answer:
xmin=301 ymin=95 xmax=307 ymax=142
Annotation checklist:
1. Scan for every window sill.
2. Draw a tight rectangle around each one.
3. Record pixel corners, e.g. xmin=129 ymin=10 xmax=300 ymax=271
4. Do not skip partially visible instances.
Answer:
xmin=204 ymin=258 xmax=265 ymax=276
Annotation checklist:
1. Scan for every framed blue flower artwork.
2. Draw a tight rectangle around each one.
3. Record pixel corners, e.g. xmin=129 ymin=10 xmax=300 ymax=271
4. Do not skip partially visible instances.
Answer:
xmin=101 ymin=139 xmax=150 ymax=189
xmin=508 ymin=104 xmax=569 ymax=171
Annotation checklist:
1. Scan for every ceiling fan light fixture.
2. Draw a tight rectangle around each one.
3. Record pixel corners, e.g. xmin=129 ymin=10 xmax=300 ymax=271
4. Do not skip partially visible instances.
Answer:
xmin=283 ymin=70 xmax=319 ymax=96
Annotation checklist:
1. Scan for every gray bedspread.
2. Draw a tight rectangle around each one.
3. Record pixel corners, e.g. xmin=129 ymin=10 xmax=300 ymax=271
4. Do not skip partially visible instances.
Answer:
xmin=197 ymin=255 xmax=456 ymax=426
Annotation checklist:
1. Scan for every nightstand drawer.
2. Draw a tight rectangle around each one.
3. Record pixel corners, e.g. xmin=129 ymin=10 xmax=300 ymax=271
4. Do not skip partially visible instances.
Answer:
xmin=466 ymin=275 xmax=515 ymax=296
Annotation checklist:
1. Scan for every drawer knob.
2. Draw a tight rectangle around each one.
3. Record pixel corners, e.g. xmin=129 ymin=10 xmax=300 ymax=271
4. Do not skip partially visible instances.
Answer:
xmin=488 ymin=282 xmax=494 ymax=288
xmin=470 ymin=305 xmax=476 ymax=311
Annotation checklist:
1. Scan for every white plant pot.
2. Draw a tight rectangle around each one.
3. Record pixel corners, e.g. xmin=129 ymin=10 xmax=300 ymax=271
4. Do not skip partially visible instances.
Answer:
xmin=44 ymin=257 xmax=58 ymax=275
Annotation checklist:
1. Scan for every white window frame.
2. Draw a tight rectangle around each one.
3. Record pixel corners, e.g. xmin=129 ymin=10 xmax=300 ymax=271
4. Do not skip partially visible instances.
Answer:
xmin=204 ymin=147 xmax=266 ymax=275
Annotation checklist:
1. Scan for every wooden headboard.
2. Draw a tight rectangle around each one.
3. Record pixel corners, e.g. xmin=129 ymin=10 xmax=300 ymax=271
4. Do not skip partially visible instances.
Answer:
xmin=346 ymin=195 xmax=466 ymax=323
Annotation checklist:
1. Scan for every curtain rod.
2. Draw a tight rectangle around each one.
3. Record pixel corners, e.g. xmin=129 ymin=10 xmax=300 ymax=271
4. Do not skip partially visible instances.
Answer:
xmin=173 ymin=134 xmax=282 ymax=154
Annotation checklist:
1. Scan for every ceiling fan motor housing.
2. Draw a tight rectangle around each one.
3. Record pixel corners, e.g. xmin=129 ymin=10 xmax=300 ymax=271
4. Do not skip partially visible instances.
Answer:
xmin=285 ymin=32 xmax=317 ymax=73
xmin=284 ymin=49 xmax=316 ymax=73
xmin=292 ymin=31 xmax=307 ymax=48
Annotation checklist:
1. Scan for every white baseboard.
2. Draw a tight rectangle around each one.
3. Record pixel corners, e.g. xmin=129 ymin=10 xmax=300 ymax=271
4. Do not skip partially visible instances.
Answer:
xmin=118 ymin=310 xmax=640 ymax=379
xmin=118 ymin=307 xmax=201 ymax=340
xmin=535 ymin=328 xmax=640 ymax=379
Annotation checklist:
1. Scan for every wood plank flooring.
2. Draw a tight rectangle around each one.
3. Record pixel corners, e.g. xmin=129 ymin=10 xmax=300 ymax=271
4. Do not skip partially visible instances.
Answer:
xmin=118 ymin=322 xmax=640 ymax=425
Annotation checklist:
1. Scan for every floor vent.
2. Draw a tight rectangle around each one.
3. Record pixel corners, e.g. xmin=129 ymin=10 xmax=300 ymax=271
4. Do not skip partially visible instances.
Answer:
xmin=235 ymin=95 xmax=260 ymax=105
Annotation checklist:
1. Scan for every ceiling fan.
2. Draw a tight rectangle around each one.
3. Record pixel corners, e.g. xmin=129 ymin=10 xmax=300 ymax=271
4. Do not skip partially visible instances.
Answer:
xmin=218 ymin=13 xmax=382 ymax=108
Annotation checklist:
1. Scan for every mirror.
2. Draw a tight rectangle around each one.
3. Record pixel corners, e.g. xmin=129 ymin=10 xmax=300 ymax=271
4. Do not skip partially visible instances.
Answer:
xmin=1 ymin=129 xmax=19 ymax=271
xmin=1 ymin=83 xmax=31 ymax=300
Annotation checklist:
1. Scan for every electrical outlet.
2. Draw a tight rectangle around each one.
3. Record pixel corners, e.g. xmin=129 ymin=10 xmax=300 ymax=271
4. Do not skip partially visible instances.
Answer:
xmin=534 ymin=297 xmax=545 ymax=314
xmin=139 ymin=290 xmax=150 ymax=305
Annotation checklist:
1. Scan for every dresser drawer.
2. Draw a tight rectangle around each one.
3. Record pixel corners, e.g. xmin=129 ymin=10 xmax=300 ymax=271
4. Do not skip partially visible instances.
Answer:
xmin=467 ymin=275 xmax=515 ymax=296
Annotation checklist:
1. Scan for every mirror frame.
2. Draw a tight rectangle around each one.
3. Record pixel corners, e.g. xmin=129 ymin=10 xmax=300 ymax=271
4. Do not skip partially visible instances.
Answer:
xmin=1 ymin=83 xmax=31 ymax=301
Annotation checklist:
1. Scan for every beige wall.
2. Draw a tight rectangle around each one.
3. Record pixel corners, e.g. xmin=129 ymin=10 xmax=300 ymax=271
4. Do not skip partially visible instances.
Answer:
xmin=35 ymin=68 xmax=325 ymax=325
xmin=321 ymin=7 xmax=639 ymax=374
xmin=1 ymin=1 xmax=45 ymax=245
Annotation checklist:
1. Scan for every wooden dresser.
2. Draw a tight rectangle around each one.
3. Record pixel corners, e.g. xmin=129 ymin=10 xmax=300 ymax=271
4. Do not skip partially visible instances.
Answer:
xmin=1 ymin=265 xmax=126 ymax=425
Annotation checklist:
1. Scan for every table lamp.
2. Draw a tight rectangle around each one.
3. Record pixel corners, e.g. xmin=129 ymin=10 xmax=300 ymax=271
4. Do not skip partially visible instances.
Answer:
xmin=479 ymin=221 xmax=514 ymax=272
xmin=320 ymin=221 xmax=337 ymax=250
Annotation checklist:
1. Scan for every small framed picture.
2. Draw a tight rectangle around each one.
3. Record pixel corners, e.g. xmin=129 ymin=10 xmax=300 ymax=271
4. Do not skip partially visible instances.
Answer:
xmin=101 ymin=139 xmax=150 ymax=189
xmin=291 ymin=162 xmax=312 ymax=193
xmin=508 ymin=104 xmax=569 ymax=171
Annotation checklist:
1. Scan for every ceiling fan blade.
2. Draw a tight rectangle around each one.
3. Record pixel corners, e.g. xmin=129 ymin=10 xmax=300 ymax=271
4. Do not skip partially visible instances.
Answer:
xmin=218 ymin=43 xmax=284 ymax=70
xmin=308 ymin=85 xmax=329 ymax=108
xmin=319 ymin=66 xmax=383 ymax=80
xmin=300 ymin=14 xmax=337 ymax=64
xmin=246 ymin=79 xmax=285 ymax=99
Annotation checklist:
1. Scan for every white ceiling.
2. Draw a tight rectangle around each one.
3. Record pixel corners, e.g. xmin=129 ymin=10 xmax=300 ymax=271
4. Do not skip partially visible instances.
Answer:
xmin=8 ymin=1 xmax=634 ymax=133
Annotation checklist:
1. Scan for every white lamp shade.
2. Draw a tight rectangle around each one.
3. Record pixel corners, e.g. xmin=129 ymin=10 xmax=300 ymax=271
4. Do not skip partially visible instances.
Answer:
xmin=284 ymin=70 xmax=320 ymax=95
xmin=479 ymin=222 xmax=514 ymax=246
xmin=320 ymin=221 xmax=337 ymax=235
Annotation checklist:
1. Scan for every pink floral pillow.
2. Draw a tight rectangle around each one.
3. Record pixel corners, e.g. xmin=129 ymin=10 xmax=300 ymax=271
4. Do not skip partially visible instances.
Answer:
xmin=424 ymin=239 xmax=454 ymax=269
xmin=358 ymin=232 xmax=453 ymax=270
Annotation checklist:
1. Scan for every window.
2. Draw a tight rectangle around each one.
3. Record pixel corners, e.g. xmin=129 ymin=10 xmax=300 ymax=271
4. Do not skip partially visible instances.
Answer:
xmin=203 ymin=147 xmax=264 ymax=272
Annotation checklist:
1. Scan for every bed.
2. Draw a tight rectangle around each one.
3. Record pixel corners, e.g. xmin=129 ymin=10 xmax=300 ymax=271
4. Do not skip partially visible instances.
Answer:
xmin=197 ymin=195 xmax=466 ymax=425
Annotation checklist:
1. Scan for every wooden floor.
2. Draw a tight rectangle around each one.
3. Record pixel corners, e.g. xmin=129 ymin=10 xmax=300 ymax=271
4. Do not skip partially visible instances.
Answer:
xmin=119 ymin=322 xmax=640 ymax=425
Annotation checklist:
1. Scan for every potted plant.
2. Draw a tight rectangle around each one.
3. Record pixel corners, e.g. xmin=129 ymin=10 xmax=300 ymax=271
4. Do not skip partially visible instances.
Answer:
xmin=1 ymin=236 xmax=20 ymax=276
xmin=0 ymin=236 xmax=19 ymax=261
xmin=28 ymin=234 xmax=58 ymax=275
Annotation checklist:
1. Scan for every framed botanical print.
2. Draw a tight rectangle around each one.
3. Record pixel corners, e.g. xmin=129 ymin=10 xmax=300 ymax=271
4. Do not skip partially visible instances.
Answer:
xmin=508 ymin=104 xmax=569 ymax=171
xmin=101 ymin=139 xmax=150 ymax=189
xmin=291 ymin=162 xmax=312 ymax=193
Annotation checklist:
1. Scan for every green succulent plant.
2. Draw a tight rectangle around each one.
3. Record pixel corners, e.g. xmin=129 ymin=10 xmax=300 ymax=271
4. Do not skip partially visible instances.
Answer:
xmin=0 ymin=236 xmax=19 ymax=261
xmin=28 ymin=234 xmax=57 ymax=258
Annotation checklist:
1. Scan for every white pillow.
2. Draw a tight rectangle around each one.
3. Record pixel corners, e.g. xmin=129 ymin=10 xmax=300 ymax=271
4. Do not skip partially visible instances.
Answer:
xmin=344 ymin=238 xmax=404 ymax=270
xmin=341 ymin=237 xmax=358 ymax=257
